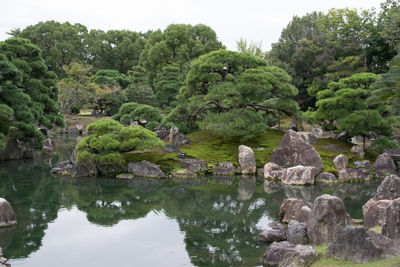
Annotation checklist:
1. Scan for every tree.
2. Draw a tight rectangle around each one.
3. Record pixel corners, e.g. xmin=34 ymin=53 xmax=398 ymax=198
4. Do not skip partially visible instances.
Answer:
xmin=0 ymin=38 xmax=63 ymax=148
xmin=172 ymin=50 xmax=300 ymax=140
xmin=113 ymin=102 xmax=162 ymax=130
xmin=236 ymin=38 xmax=263 ymax=58
xmin=57 ymin=62 xmax=99 ymax=114
xmin=306 ymin=72 xmax=393 ymax=150
xmin=154 ymin=65 xmax=182 ymax=109
xmin=125 ymin=66 xmax=154 ymax=105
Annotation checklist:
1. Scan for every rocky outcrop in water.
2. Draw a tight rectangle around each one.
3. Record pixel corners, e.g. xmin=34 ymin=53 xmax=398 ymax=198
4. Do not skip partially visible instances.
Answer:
xmin=327 ymin=226 xmax=400 ymax=263
xmin=238 ymin=145 xmax=256 ymax=174
xmin=258 ymin=222 xmax=286 ymax=243
xmin=0 ymin=198 xmax=17 ymax=227
xmin=307 ymin=194 xmax=351 ymax=245
xmin=279 ymin=198 xmax=312 ymax=224
xmin=281 ymin=166 xmax=316 ymax=185
xmin=270 ymin=130 xmax=323 ymax=173
xmin=261 ymin=241 xmax=317 ymax=267
xmin=316 ymin=172 xmax=337 ymax=183
xmin=213 ymin=162 xmax=236 ymax=175
xmin=180 ymin=158 xmax=207 ymax=174
xmin=127 ymin=160 xmax=166 ymax=178
xmin=338 ymin=168 xmax=372 ymax=182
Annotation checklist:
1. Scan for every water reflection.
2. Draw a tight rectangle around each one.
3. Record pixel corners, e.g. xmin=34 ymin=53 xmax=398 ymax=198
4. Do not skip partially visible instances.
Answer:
xmin=0 ymin=139 xmax=380 ymax=266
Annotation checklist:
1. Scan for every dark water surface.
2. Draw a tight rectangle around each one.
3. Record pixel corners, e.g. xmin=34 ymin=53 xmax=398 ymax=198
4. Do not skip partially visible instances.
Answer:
xmin=0 ymin=135 xmax=380 ymax=267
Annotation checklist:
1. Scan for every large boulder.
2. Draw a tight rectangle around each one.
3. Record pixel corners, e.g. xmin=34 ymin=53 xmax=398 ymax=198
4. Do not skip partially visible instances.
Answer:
xmin=73 ymin=161 xmax=98 ymax=177
xmin=264 ymin=163 xmax=281 ymax=179
xmin=316 ymin=172 xmax=337 ymax=183
xmin=382 ymin=198 xmax=400 ymax=240
xmin=0 ymin=198 xmax=17 ymax=227
xmin=259 ymin=223 xmax=286 ymax=243
xmin=327 ymin=226 xmax=400 ymax=263
xmin=279 ymin=198 xmax=312 ymax=224
xmin=180 ymin=158 xmax=207 ymax=174
xmin=169 ymin=126 xmax=190 ymax=146
xmin=170 ymin=169 xmax=197 ymax=178
xmin=363 ymin=199 xmax=392 ymax=229
xmin=373 ymin=174 xmax=400 ymax=201
xmin=373 ymin=152 xmax=397 ymax=178
xmin=351 ymin=145 xmax=365 ymax=158
xmin=338 ymin=168 xmax=372 ymax=182
xmin=333 ymin=154 xmax=348 ymax=172
xmin=238 ymin=145 xmax=256 ymax=174
xmin=127 ymin=160 xmax=166 ymax=178
xmin=261 ymin=241 xmax=317 ymax=267
xmin=270 ymin=130 xmax=323 ymax=173
xmin=287 ymin=220 xmax=308 ymax=245
xmin=281 ymin=165 xmax=316 ymax=185
xmin=297 ymin=132 xmax=317 ymax=145
xmin=295 ymin=206 xmax=312 ymax=224
xmin=50 ymin=160 xmax=74 ymax=176
xmin=307 ymin=194 xmax=351 ymax=245
xmin=213 ymin=162 xmax=236 ymax=175
xmin=96 ymin=163 xmax=127 ymax=176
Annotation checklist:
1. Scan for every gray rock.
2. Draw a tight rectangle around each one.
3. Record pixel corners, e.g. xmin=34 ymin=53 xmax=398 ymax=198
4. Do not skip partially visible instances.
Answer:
xmin=287 ymin=220 xmax=308 ymax=245
xmin=96 ymin=163 xmax=127 ymax=176
xmin=163 ymin=144 xmax=180 ymax=153
xmin=171 ymin=169 xmax=197 ymax=178
xmin=73 ymin=161 xmax=98 ymax=177
xmin=312 ymin=127 xmax=324 ymax=138
xmin=127 ymin=160 xmax=166 ymax=178
xmin=270 ymin=169 xmax=287 ymax=180
xmin=382 ymin=198 xmax=400 ymax=240
xmin=270 ymin=130 xmax=323 ymax=173
xmin=213 ymin=162 xmax=236 ymax=175
xmin=238 ymin=145 xmax=256 ymax=174
xmin=307 ymin=194 xmax=351 ymax=245
xmin=169 ymin=126 xmax=190 ymax=146
xmin=327 ymin=226 xmax=400 ymax=263
xmin=338 ymin=168 xmax=372 ymax=182
xmin=279 ymin=198 xmax=312 ymax=224
xmin=297 ymin=132 xmax=317 ymax=145
xmin=351 ymin=145 xmax=365 ymax=158
xmin=50 ymin=160 xmax=74 ymax=176
xmin=374 ymin=153 xmax=397 ymax=178
xmin=180 ymin=158 xmax=207 ymax=174
xmin=70 ymin=150 xmax=77 ymax=165
xmin=264 ymin=162 xmax=281 ymax=179
xmin=6 ymin=139 xmax=24 ymax=160
xmin=116 ymin=173 xmax=134 ymax=179
xmin=363 ymin=199 xmax=392 ymax=229
xmin=355 ymin=160 xmax=371 ymax=169
xmin=155 ymin=129 xmax=170 ymax=141
xmin=259 ymin=228 xmax=286 ymax=243
xmin=333 ymin=154 xmax=348 ymax=172
xmin=0 ymin=198 xmax=17 ymax=227
xmin=316 ymin=172 xmax=337 ymax=183
xmin=373 ymin=174 xmax=400 ymax=201
xmin=261 ymin=241 xmax=317 ymax=267
xmin=264 ymin=180 xmax=281 ymax=194
xmin=281 ymin=165 xmax=316 ymax=185
xmin=257 ymin=168 xmax=264 ymax=177
xmin=295 ymin=206 xmax=311 ymax=224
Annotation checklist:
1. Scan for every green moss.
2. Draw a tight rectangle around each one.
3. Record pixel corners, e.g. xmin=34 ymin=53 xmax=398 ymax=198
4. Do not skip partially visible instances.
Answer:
xmin=369 ymin=226 xmax=382 ymax=234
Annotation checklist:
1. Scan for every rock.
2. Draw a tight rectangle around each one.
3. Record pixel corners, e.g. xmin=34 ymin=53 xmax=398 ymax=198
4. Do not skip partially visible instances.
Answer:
xmin=287 ymin=220 xmax=308 ymax=245
xmin=238 ymin=145 xmax=256 ymax=174
xmin=0 ymin=198 xmax=17 ymax=227
xmin=264 ymin=163 xmax=281 ymax=179
xmin=312 ymin=127 xmax=324 ymax=138
xmin=264 ymin=180 xmax=281 ymax=194
xmin=171 ymin=169 xmax=197 ymax=178
xmin=338 ymin=168 xmax=372 ymax=182
xmin=257 ymin=168 xmax=264 ymax=177
xmin=297 ymin=132 xmax=317 ymax=145
xmin=307 ymin=194 xmax=351 ymax=245
xmin=0 ymin=248 xmax=10 ymax=267
xmin=363 ymin=199 xmax=392 ymax=229
xmin=316 ymin=172 xmax=337 ymax=183
xmin=155 ymin=129 xmax=170 ymax=141
xmin=351 ymin=145 xmax=365 ymax=158
xmin=270 ymin=169 xmax=287 ymax=180
xmin=373 ymin=174 xmax=400 ymax=201
xmin=333 ymin=154 xmax=348 ymax=172
xmin=279 ymin=198 xmax=312 ymax=224
xmin=281 ymin=165 xmax=316 ymax=185
xmin=180 ymin=158 xmax=207 ymax=174
xmin=373 ymin=152 xmax=397 ymax=178
xmin=355 ymin=160 xmax=371 ymax=169
xmin=96 ymin=163 xmax=127 ymax=176
xmin=213 ymin=162 xmax=236 ymax=175
xmin=259 ymin=227 xmax=286 ymax=243
xmin=116 ymin=173 xmax=134 ymax=179
xmin=382 ymin=198 xmax=400 ymax=239
xmin=73 ymin=161 xmax=98 ymax=177
xmin=70 ymin=150 xmax=77 ymax=164
xmin=23 ymin=149 xmax=35 ymax=159
xmin=261 ymin=241 xmax=317 ymax=267
xmin=351 ymin=219 xmax=363 ymax=225
xmin=270 ymin=130 xmax=323 ymax=174
xmin=127 ymin=160 xmax=166 ymax=178
xmin=68 ymin=127 xmax=80 ymax=135
xmin=6 ymin=139 xmax=24 ymax=160
xmin=50 ymin=160 xmax=74 ymax=176
xmin=163 ymin=144 xmax=180 ymax=153
xmin=295 ymin=206 xmax=311 ymax=224
xmin=327 ymin=226 xmax=400 ymax=263
xmin=169 ymin=126 xmax=190 ymax=146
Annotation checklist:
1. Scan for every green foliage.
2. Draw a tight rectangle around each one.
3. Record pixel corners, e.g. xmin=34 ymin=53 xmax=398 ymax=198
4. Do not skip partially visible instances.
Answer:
xmin=113 ymin=102 xmax=139 ymax=121
xmin=113 ymin=102 xmax=162 ymax=130
xmin=236 ymin=38 xmax=263 ymax=58
xmin=0 ymin=38 xmax=63 ymax=148
xmin=125 ymin=66 xmax=154 ymax=105
xmin=93 ymin=69 xmax=131 ymax=89
xmin=75 ymin=119 xmax=163 ymax=164
xmin=154 ymin=65 xmax=182 ymax=110
xmin=175 ymin=50 xmax=299 ymax=139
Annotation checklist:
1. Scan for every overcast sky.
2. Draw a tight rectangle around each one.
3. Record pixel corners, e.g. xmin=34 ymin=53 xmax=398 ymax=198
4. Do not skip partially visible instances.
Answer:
xmin=1 ymin=0 xmax=384 ymax=51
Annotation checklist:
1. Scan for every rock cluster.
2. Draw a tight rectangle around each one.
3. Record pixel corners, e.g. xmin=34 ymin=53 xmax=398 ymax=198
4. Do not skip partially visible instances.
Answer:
xmin=0 ymin=198 xmax=17 ymax=227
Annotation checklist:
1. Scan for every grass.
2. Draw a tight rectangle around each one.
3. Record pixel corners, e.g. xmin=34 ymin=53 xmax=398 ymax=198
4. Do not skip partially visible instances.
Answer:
xmin=312 ymin=244 xmax=400 ymax=267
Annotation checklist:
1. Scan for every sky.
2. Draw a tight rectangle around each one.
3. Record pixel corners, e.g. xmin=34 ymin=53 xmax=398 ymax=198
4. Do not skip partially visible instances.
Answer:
xmin=0 ymin=0 xmax=384 ymax=51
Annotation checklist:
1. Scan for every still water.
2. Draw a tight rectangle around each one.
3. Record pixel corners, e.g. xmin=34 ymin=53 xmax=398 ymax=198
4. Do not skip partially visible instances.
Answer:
xmin=0 ymin=135 xmax=379 ymax=266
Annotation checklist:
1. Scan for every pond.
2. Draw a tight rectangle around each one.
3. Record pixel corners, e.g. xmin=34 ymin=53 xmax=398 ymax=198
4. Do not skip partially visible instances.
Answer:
xmin=0 ymin=135 xmax=379 ymax=267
